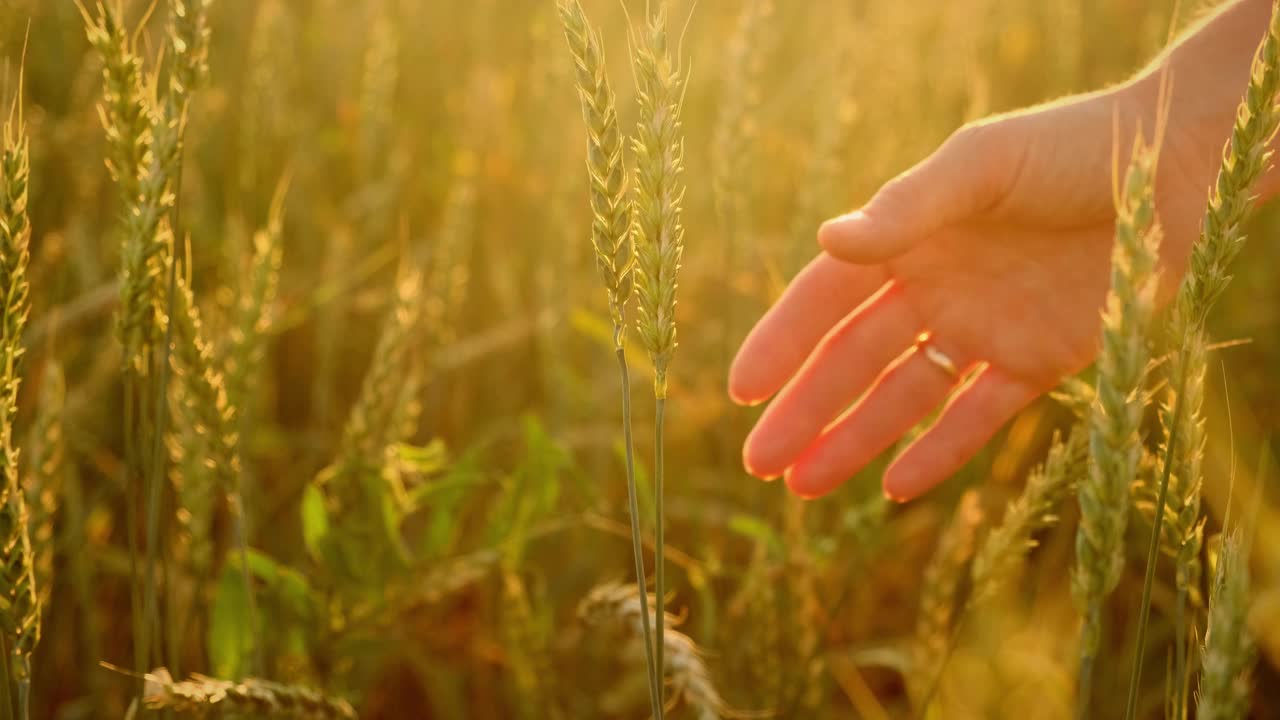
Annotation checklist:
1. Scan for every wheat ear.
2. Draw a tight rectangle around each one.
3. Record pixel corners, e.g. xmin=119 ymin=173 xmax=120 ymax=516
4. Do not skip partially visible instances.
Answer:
xmin=972 ymin=425 xmax=1087 ymax=606
xmin=0 ymin=89 xmax=39 ymax=714
xmin=1140 ymin=7 xmax=1280 ymax=712
xmin=1073 ymin=131 xmax=1162 ymax=715
xmin=910 ymin=490 xmax=984 ymax=709
xmin=579 ymin=583 xmax=765 ymax=720
xmin=1161 ymin=0 xmax=1280 ymax=599
xmin=558 ymin=0 xmax=634 ymax=346
xmin=142 ymin=667 xmax=358 ymax=719
xmin=25 ymin=362 xmax=65 ymax=605
xmin=1195 ymin=532 xmax=1255 ymax=720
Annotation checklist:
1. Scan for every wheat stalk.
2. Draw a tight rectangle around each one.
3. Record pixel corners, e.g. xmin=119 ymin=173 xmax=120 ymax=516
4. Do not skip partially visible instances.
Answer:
xmin=1195 ymin=532 xmax=1255 ymax=720
xmin=0 ymin=92 xmax=39 ymax=716
xmin=142 ymin=667 xmax=358 ymax=719
xmin=1073 ymin=131 xmax=1162 ymax=715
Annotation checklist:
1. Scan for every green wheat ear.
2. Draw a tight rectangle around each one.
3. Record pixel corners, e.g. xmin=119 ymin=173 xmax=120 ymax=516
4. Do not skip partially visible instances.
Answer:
xmin=1161 ymin=0 xmax=1280 ymax=619
xmin=558 ymin=0 xmax=633 ymax=347
xmin=1195 ymin=532 xmax=1256 ymax=720
xmin=1073 ymin=130 xmax=1162 ymax=712
xmin=631 ymin=3 xmax=687 ymax=399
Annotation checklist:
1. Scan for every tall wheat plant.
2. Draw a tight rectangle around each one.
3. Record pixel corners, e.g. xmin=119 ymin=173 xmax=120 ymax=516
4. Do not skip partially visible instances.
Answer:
xmin=631 ymin=4 xmax=688 ymax=707
xmin=557 ymin=2 xmax=661 ymax=717
xmin=1126 ymin=5 xmax=1280 ymax=718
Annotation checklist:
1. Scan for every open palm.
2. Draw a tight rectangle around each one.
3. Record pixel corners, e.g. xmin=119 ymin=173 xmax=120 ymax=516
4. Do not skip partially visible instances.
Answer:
xmin=729 ymin=82 xmax=1228 ymax=501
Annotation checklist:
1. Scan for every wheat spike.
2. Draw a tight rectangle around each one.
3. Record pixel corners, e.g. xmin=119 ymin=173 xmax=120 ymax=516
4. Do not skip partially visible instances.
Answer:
xmin=578 ymin=583 xmax=766 ymax=720
xmin=25 ymin=362 xmax=65 ymax=604
xmin=221 ymin=205 xmax=284 ymax=421
xmin=80 ymin=0 xmax=150 ymax=206
xmin=0 ymin=97 xmax=40 ymax=689
xmin=1073 ymin=133 xmax=1162 ymax=670
xmin=712 ymin=0 xmax=770 ymax=244
xmin=972 ymin=425 xmax=1086 ymax=605
xmin=631 ymin=3 xmax=687 ymax=398
xmin=336 ymin=267 xmax=423 ymax=474
xmin=143 ymin=667 xmax=358 ymax=719
xmin=1158 ymin=0 xmax=1280 ymax=614
xmin=910 ymin=490 xmax=984 ymax=707
xmin=1195 ymin=532 xmax=1255 ymax=720
xmin=558 ymin=0 xmax=634 ymax=346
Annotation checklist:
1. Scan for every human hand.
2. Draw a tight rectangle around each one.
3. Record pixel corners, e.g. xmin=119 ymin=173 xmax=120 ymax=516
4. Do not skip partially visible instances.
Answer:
xmin=729 ymin=72 xmax=1254 ymax=502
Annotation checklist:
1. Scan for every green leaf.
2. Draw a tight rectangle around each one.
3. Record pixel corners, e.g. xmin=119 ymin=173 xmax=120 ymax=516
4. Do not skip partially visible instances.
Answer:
xmin=209 ymin=561 xmax=257 ymax=679
xmin=301 ymin=483 xmax=331 ymax=561
xmin=728 ymin=513 xmax=784 ymax=561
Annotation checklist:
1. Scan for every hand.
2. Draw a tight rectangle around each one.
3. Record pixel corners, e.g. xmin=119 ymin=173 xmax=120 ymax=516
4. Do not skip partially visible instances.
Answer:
xmin=729 ymin=76 xmax=1245 ymax=502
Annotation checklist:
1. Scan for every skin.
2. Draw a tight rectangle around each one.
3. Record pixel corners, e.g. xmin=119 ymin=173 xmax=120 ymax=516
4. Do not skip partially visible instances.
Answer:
xmin=730 ymin=0 xmax=1278 ymax=502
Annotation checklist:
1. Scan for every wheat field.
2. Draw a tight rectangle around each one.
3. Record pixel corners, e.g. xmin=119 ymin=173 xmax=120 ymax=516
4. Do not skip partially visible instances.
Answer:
xmin=1 ymin=0 xmax=1280 ymax=718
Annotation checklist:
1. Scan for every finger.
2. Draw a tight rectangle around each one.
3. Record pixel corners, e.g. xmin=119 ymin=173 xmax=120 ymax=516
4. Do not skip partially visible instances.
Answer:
xmin=729 ymin=254 xmax=888 ymax=406
xmin=819 ymin=124 xmax=1009 ymax=264
xmin=784 ymin=341 xmax=969 ymax=499
xmin=743 ymin=283 xmax=917 ymax=479
xmin=882 ymin=366 xmax=1042 ymax=502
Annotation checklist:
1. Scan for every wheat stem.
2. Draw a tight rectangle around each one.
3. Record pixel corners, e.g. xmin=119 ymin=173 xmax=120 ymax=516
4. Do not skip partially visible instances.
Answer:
xmin=617 ymin=348 xmax=662 ymax=717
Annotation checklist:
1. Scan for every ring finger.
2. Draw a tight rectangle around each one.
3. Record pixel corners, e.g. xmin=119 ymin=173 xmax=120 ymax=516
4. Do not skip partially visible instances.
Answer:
xmin=784 ymin=335 xmax=971 ymax=498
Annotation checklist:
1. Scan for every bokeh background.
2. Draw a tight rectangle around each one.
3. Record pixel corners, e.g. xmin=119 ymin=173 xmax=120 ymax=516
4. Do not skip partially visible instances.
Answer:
xmin=3 ymin=0 xmax=1280 ymax=717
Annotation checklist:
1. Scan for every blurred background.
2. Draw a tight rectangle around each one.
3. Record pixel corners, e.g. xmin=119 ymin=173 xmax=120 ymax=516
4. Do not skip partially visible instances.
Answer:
xmin=3 ymin=0 xmax=1280 ymax=717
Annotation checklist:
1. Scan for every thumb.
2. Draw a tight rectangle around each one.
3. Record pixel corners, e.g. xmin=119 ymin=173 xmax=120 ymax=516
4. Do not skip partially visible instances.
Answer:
xmin=819 ymin=123 xmax=1004 ymax=263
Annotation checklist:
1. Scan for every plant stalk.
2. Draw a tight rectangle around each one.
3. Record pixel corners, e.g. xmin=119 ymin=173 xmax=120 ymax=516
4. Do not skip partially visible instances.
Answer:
xmin=1077 ymin=602 xmax=1098 ymax=720
xmin=654 ymin=395 xmax=667 ymax=717
xmin=1124 ymin=363 xmax=1189 ymax=720
xmin=614 ymin=348 xmax=662 ymax=720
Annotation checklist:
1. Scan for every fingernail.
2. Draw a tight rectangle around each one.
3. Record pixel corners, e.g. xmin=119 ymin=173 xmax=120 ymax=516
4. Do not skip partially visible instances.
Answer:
xmin=820 ymin=209 xmax=869 ymax=234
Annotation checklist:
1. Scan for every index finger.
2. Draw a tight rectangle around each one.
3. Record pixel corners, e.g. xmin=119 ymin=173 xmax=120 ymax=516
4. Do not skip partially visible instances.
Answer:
xmin=729 ymin=253 xmax=888 ymax=405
